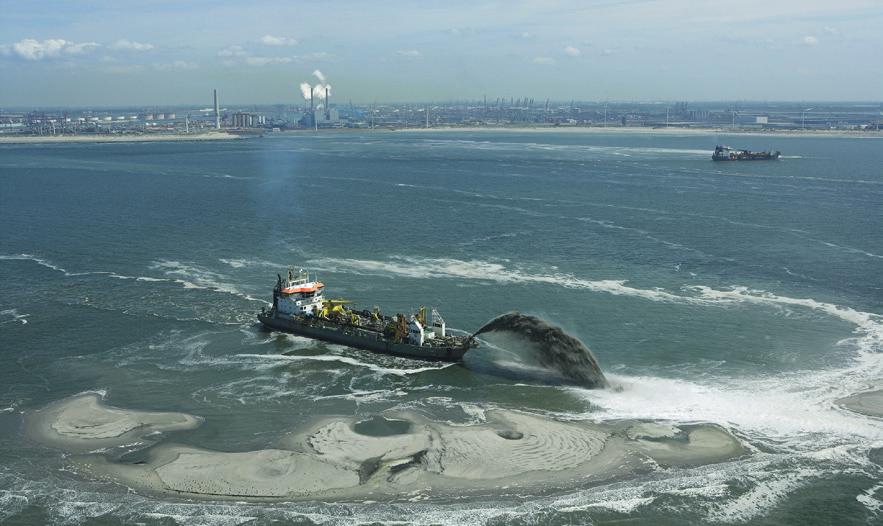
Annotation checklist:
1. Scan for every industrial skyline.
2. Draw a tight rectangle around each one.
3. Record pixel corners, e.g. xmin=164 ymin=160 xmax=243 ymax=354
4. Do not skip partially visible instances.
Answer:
xmin=1 ymin=0 xmax=882 ymax=106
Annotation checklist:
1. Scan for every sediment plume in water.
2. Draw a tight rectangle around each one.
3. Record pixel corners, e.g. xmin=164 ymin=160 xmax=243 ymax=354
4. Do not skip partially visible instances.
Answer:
xmin=473 ymin=312 xmax=608 ymax=388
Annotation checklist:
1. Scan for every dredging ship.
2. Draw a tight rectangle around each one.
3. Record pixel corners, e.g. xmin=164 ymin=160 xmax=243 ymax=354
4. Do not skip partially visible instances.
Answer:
xmin=258 ymin=269 xmax=477 ymax=362
xmin=713 ymin=145 xmax=780 ymax=161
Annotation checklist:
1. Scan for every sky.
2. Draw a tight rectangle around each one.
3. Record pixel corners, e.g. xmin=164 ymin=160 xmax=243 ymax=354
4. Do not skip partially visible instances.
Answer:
xmin=0 ymin=0 xmax=881 ymax=107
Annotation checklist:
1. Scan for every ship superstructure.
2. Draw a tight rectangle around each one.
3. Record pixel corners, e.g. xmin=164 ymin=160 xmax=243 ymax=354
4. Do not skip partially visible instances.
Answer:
xmin=713 ymin=145 xmax=780 ymax=161
xmin=258 ymin=269 xmax=476 ymax=362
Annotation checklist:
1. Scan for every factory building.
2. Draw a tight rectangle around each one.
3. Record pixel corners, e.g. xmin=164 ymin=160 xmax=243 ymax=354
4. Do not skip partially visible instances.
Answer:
xmin=231 ymin=112 xmax=266 ymax=128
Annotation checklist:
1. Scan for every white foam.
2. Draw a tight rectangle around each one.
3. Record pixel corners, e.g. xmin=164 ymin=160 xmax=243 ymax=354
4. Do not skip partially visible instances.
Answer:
xmin=150 ymin=260 xmax=263 ymax=302
xmin=219 ymin=258 xmax=283 ymax=269
xmin=234 ymin=353 xmax=454 ymax=377
xmin=0 ymin=308 xmax=30 ymax=325
xmin=560 ymin=496 xmax=655 ymax=514
xmin=857 ymin=484 xmax=882 ymax=515
xmin=583 ymin=372 xmax=883 ymax=443
xmin=309 ymin=255 xmax=705 ymax=305
xmin=707 ymin=468 xmax=817 ymax=523
xmin=0 ymin=491 xmax=29 ymax=522
xmin=308 ymin=256 xmax=883 ymax=338
xmin=0 ymin=253 xmax=69 ymax=274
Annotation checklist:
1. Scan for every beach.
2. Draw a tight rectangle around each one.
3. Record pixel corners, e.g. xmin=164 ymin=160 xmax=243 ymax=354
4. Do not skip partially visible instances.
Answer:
xmin=0 ymin=132 xmax=240 ymax=144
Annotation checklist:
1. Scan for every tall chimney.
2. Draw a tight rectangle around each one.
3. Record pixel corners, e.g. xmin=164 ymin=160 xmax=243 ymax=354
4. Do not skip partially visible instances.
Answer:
xmin=213 ymin=89 xmax=220 ymax=129
xmin=324 ymin=86 xmax=330 ymax=121
xmin=310 ymin=89 xmax=316 ymax=130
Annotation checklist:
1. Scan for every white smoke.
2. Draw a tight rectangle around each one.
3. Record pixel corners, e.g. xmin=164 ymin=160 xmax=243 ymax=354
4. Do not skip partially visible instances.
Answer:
xmin=299 ymin=82 xmax=312 ymax=100
xmin=299 ymin=70 xmax=332 ymax=101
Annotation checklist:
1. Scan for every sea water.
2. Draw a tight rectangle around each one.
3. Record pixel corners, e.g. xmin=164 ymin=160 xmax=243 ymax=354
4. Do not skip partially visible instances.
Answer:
xmin=1 ymin=130 xmax=881 ymax=524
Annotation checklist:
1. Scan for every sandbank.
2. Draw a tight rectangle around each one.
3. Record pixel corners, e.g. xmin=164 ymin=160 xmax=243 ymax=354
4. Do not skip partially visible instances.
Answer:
xmin=837 ymin=389 xmax=883 ymax=418
xmin=72 ymin=409 xmax=743 ymax=500
xmin=25 ymin=392 xmax=202 ymax=453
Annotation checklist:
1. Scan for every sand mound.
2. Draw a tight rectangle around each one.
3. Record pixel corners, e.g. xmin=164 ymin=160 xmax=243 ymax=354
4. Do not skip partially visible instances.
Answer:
xmin=837 ymin=389 xmax=883 ymax=418
xmin=29 ymin=395 xmax=743 ymax=500
xmin=71 ymin=409 xmax=743 ymax=500
xmin=25 ymin=393 xmax=202 ymax=452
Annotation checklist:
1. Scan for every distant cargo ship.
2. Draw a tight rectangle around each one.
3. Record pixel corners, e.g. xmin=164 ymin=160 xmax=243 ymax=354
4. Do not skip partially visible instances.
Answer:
xmin=713 ymin=145 xmax=780 ymax=161
xmin=258 ymin=269 xmax=477 ymax=362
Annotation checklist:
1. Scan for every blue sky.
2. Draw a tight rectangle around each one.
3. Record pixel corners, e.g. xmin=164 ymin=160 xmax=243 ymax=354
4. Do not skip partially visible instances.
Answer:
xmin=1 ymin=0 xmax=881 ymax=106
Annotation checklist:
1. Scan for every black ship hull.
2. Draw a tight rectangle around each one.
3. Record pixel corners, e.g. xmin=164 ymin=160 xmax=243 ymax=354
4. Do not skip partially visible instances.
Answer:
xmin=712 ymin=146 xmax=780 ymax=161
xmin=712 ymin=153 xmax=780 ymax=161
xmin=258 ymin=312 xmax=471 ymax=362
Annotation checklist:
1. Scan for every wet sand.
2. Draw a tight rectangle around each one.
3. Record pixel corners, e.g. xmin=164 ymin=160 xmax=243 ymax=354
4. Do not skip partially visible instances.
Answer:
xmin=25 ymin=393 xmax=203 ymax=453
xmin=68 ymin=407 xmax=743 ymax=500
xmin=837 ymin=389 xmax=883 ymax=418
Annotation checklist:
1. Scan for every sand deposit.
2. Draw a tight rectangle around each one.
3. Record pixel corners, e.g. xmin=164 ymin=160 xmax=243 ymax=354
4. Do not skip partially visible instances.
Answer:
xmin=64 ymin=407 xmax=743 ymax=500
xmin=837 ymin=389 xmax=883 ymax=418
xmin=25 ymin=393 xmax=202 ymax=452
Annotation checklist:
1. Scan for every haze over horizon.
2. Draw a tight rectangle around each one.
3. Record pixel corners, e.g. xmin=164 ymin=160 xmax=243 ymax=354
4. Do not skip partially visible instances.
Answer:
xmin=1 ymin=0 xmax=881 ymax=107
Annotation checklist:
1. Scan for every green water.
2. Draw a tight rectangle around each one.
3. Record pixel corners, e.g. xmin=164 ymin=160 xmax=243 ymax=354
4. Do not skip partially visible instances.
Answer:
xmin=1 ymin=130 xmax=881 ymax=524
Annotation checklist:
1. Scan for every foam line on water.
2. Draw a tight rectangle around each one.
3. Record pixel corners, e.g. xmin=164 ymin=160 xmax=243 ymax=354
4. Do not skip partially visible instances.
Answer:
xmin=0 ymin=253 xmax=73 ymax=275
xmin=234 ymin=353 xmax=455 ymax=377
xmin=150 ymin=259 xmax=264 ymax=302
xmin=309 ymin=256 xmax=883 ymax=328
xmin=0 ymin=254 xmax=265 ymax=304
xmin=219 ymin=257 xmax=285 ymax=269
xmin=0 ymin=309 xmax=30 ymax=325
xmin=310 ymin=256 xmax=705 ymax=304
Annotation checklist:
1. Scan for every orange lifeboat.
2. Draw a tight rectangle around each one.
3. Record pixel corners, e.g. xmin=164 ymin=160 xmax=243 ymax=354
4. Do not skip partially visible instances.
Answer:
xmin=281 ymin=282 xmax=324 ymax=295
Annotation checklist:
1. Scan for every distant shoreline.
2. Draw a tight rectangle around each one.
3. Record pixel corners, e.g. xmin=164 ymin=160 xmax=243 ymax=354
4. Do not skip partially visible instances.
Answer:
xmin=2 ymin=127 xmax=879 ymax=144
xmin=0 ymin=132 xmax=241 ymax=144
xmin=396 ymin=125 xmax=883 ymax=138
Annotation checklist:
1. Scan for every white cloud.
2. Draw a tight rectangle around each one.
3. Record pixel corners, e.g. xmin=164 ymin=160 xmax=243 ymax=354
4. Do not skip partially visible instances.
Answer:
xmin=532 ymin=56 xmax=555 ymax=64
xmin=110 ymin=39 xmax=154 ymax=51
xmin=245 ymin=56 xmax=292 ymax=66
xmin=218 ymin=45 xmax=247 ymax=57
xmin=2 ymin=38 xmax=99 ymax=60
xmin=803 ymin=35 xmax=819 ymax=46
xmin=63 ymin=41 xmax=100 ymax=55
xmin=823 ymin=26 xmax=839 ymax=35
xmin=563 ymin=45 xmax=581 ymax=57
xmin=519 ymin=32 xmax=534 ymax=39
xmin=154 ymin=60 xmax=198 ymax=71
xmin=396 ymin=49 xmax=422 ymax=58
xmin=260 ymin=35 xmax=298 ymax=46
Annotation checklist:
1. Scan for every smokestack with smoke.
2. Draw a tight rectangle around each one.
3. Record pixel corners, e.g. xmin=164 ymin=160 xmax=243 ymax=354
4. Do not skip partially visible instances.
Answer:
xmin=299 ymin=70 xmax=332 ymax=130
xmin=300 ymin=82 xmax=312 ymax=100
